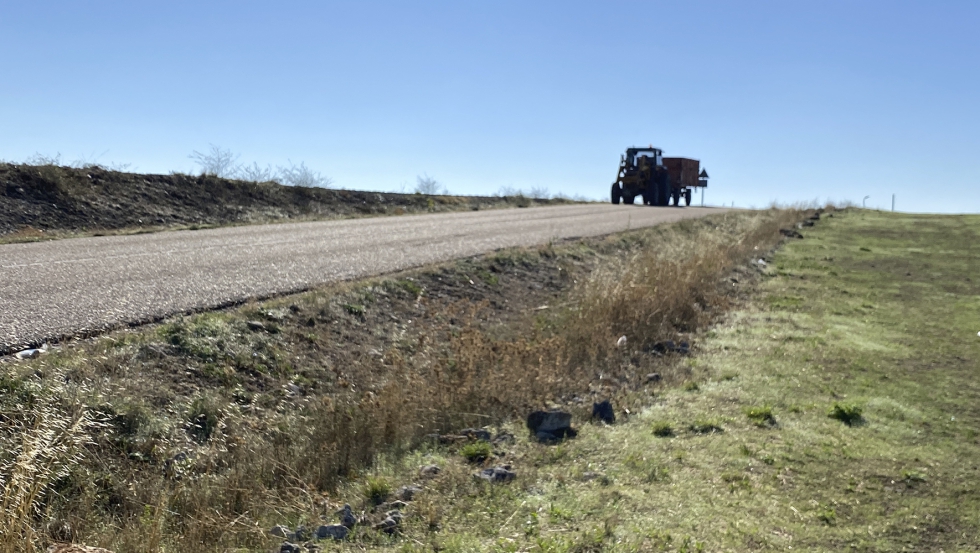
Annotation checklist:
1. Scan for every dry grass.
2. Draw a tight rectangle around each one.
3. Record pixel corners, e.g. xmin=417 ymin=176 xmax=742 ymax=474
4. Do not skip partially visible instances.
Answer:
xmin=0 ymin=208 xmax=811 ymax=551
xmin=0 ymin=374 xmax=99 ymax=553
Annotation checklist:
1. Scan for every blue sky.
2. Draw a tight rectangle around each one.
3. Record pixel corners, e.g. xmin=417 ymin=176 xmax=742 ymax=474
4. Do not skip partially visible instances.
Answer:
xmin=2 ymin=1 xmax=978 ymax=212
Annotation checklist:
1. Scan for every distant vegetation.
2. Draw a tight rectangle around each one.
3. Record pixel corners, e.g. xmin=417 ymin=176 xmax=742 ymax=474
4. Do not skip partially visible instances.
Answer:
xmin=189 ymin=144 xmax=333 ymax=188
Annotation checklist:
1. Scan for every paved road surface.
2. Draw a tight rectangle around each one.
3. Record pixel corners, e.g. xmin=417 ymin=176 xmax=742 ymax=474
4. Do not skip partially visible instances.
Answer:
xmin=0 ymin=205 xmax=724 ymax=350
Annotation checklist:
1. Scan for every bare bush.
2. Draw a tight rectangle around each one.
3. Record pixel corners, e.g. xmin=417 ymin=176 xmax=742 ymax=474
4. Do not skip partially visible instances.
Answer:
xmin=236 ymin=162 xmax=276 ymax=183
xmin=415 ymin=174 xmax=445 ymax=195
xmin=528 ymin=186 xmax=550 ymax=200
xmin=24 ymin=153 xmax=63 ymax=166
xmin=496 ymin=185 xmax=522 ymax=197
xmin=276 ymin=160 xmax=333 ymax=188
xmin=189 ymin=144 xmax=240 ymax=178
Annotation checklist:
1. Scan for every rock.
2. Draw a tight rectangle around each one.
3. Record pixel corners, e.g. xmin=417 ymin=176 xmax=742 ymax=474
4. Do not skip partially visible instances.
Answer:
xmin=14 ymin=348 xmax=42 ymax=360
xmin=802 ymin=220 xmax=815 ymax=227
xmin=395 ymin=485 xmax=423 ymax=502
xmin=809 ymin=212 xmax=821 ymax=220
xmin=270 ymin=525 xmax=291 ymax=538
xmin=779 ymin=228 xmax=804 ymax=239
xmin=419 ymin=464 xmax=441 ymax=479
xmin=526 ymin=410 xmax=575 ymax=441
xmin=477 ymin=466 xmax=517 ymax=483
xmin=492 ymin=431 xmax=516 ymax=445
xmin=374 ymin=513 xmax=401 ymax=534
xmin=616 ymin=335 xmax=627 ymax=347
xmin=592 ymin=400 xmax=615 ymax=424
xmin=337 ymin=504 xmax=357 ymax=528
xmin=645 ymin=373 xmax=662 ymax=384
xmin=756 ymin=258 xmax=768 ymax=266
xmin=650 ymin=341 xmax=690 ymax=355
xmin=459 ymin=427 xmax=491 ymax=441
xmin=246 ymin=320 xmax=266 ymax=331
xmin=279 ymin=543 xmax=301 ymax=553
xmin=293 ymin=525 xmax=310 ymax=541
xmin=384 ymin=500 xmax=409 ymax=510
xmin=315 ymin=524 xmax=349 ymax=540
xmin=386 ymin=509 xmax=404 ymax=523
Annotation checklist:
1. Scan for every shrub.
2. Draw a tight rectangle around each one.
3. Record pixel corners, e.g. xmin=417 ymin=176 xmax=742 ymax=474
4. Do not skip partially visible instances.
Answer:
xmin=745 ymin=405 xmax=776 ymax=427
xmin=461 ymin=441 xmax=492 ymax=463
xmin=828 ymin=402 xmax=863 ymax=426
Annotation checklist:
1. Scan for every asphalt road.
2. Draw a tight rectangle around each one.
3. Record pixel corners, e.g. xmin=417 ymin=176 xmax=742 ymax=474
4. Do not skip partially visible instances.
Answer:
xmin=0 ymin=204 xmax=723 ymax=351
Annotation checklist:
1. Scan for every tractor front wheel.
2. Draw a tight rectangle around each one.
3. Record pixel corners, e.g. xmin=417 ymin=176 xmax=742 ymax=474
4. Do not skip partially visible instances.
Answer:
xmin=611 ymin=183 xmax=622 ymax=204
xmin=684 ymin=189 xmax=692 ymax=206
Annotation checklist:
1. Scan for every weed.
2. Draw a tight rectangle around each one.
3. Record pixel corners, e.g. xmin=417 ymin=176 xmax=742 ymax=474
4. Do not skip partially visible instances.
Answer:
xmin=817 ymin=507 xmax=837 ymax=525
xmin=187 ymin=396 xmax=222 ymax=444
xmin=902 ymin=470 xmax=927 ymax=484
xmin=689 ymin=419 xmax=724 ymax=434
xmin=461 ymin=441 xmax=492 ymax=463
xmin=652 ymin=422 xmax=674 ymax=437
xmin=365 ymin=476 xmax=392 ymax=505
xmin=343 ymin=303 xmax=365 ymax=316
xmin=828 ymin=402 xmax=863 ymax=426
xmin=744 ymin=405 xmax=776 ymax=426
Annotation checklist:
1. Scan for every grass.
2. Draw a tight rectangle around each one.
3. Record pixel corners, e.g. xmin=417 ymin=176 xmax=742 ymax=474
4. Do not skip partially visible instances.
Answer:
xmin=0 ymin=208 xmax=805 ymax=551
xmin=13 ymin=207 xmax=980 ymax=550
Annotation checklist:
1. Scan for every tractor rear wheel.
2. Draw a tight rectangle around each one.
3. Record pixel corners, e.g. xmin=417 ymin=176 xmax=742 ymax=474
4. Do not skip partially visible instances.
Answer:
xmin=657 ymin=180 xmax=670 ymax=206
xmin=611 ymin=183 xmax=621 ymax=204
xmin=671 ymin=189 xmax=680 ymax=206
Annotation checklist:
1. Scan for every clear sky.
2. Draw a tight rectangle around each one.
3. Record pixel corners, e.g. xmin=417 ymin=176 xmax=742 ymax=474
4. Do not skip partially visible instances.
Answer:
xmin=2 ymin=1 xmax=978 ymax=211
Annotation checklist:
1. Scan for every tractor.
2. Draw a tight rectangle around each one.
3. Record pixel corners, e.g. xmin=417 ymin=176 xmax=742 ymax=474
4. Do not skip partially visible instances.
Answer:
xmin=611 ymin=147 xmax=708 ymax=207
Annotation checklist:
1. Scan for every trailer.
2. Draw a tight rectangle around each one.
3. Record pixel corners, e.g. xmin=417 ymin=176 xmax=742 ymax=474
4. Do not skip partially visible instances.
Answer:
xmin=611 ymin=147 xmax=708 ymax=207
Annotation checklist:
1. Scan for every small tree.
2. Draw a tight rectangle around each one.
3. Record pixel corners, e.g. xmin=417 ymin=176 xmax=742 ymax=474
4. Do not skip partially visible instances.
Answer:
xmin=189 ymin=144 xmax=239 ymax=178
xmin=415 ymin=173 xmax=444 ymax=195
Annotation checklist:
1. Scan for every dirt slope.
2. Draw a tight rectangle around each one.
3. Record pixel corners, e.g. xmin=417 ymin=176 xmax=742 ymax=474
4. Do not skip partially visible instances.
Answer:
xmin=0 ymin=163 xmax=563 ymax=239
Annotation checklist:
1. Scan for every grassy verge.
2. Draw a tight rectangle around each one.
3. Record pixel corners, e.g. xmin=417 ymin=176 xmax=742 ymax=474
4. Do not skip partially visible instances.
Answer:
xmin=310 ymin=209 xmax=977 ymax=553
xmin=0 ymin=209 xmax=806 ymax=552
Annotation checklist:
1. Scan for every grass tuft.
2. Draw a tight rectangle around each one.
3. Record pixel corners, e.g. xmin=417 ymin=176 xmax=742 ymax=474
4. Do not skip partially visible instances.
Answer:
xmin=461 ymin=441 xmax=492 ymax=463
xmin=364 ymin=476 xmax=392 ymax=505
xmin=744 ymin=405 xmax=776 ymax=426
xmin=828 ymin=402 xmax=863 ymax=426
xmin=651 ymin=422 xmax=674 ymax=437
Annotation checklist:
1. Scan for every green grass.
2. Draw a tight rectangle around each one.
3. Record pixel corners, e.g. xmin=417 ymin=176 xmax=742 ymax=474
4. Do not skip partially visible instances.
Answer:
xmin=460 ymin=441 xmax=492 ymax=463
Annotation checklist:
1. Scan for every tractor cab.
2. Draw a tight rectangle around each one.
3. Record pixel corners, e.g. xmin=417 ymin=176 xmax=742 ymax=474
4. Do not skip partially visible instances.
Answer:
xmin=624 ymin=147 xmax=663 ymax=171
